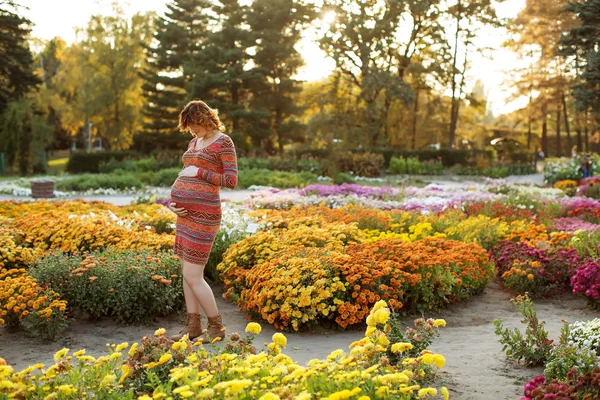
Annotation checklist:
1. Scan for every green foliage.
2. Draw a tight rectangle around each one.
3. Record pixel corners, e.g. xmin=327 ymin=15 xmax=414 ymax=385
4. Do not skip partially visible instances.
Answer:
xmin=389 ymin=157 xmax=443 ymax=175
xmin=67 ymin=151 xmax=139 ymax=174
xmin=149 ymin=168 xmax=180 ymax=187
xmin=56 ymin=173 xmax=143 ymax=191
xmin=237 ymin=168 xmax=318 ymax=189
xmin=0 ymin=6 xmax=40 ymax=115
xmin=493 ymin=294 xmax=556 ymax=366
xmin=30 ymin=250 xmax=184 ymax=324
xmin=334 ymin=172 xmax=356 ymax=185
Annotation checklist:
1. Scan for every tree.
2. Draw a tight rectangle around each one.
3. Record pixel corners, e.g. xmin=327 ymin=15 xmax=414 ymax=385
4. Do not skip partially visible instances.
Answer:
xmin=76 ymin=7 xmax=154 ymax=150
xmin=0 ymin=1 xmax=40 ymax=114
xmin=560 ymin=0 xmax=600 ymax=133
xmin=189 ymin=0 xmax=268 ymax=152
xmin=320 ymin=0 xmax=410 ymax=148
xmin=445 ymin=0 xmax=502 ymax=149
xmin=140 ymin=0 xmax=212 ymax=139
xmin=247 ymin=0 xmax=316 ymax=153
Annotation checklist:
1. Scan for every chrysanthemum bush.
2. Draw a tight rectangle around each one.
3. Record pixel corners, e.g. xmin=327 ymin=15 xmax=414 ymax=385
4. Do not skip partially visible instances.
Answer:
xmin=223 ymin=235 xmax=494 ymax=331
xmin=30 ymin=250 xmax=184 ymax=324
xmin=0 ymin=301 xmax=451 ymax=400
xmin=0 ymin=268 xmax=68 ymax=341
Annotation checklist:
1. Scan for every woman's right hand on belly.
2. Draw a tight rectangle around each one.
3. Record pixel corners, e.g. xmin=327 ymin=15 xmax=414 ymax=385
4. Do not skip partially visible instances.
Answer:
xmin=168 ymin=202 xmax=189 ymax=217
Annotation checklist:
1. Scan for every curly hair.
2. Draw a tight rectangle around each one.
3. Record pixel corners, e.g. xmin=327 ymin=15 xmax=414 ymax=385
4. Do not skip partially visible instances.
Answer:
xmin=178 ymin=100 xmax=225 ymax=135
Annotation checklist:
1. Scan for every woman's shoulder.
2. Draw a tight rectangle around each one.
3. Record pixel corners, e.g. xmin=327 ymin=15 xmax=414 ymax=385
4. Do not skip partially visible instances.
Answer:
xmin=218 ymin=134 xmax=235 ymax=148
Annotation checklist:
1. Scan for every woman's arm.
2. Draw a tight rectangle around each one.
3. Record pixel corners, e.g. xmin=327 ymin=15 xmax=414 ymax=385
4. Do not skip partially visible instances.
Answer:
xmin=196 ymin=136 xmax=238 ymax=189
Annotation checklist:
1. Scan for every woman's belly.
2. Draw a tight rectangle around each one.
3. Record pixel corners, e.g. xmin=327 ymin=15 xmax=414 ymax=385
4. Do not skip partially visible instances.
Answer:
xmin=170 ymin=176 xmax=220 ymax=208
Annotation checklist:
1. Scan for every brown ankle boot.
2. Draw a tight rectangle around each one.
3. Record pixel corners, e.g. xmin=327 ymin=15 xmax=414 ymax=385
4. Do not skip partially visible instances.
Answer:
xmin=197 ymin=314 xmax=226 ymax=344
xmin=169 ymin=313 xmax=203 ymax=342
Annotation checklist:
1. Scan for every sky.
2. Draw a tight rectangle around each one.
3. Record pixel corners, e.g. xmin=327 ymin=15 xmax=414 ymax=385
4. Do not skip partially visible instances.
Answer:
xmin=19 ymin=0 xmax=528 ymax=116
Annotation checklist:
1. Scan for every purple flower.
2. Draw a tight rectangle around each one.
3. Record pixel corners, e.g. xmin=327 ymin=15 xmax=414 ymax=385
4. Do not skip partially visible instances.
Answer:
xmin=552 ymin=218 xmax=600 ymax=233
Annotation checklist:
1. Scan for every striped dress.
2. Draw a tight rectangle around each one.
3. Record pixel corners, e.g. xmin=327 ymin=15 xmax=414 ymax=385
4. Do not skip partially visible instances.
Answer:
xmin=171 ymin=134 xmax=238 ymax=265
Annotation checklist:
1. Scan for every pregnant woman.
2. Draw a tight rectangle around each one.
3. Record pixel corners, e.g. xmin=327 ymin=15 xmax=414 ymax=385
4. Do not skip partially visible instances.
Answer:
xmin=168 ymin=100 xmax=238 ymax=343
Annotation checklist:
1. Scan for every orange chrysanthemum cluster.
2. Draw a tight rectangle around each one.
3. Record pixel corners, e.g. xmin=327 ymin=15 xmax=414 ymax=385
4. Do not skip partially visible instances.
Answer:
xmin=225 ymin=234 xmax=494 ymax=331
xmin=0 ymin=268 xmax=67 ymax=327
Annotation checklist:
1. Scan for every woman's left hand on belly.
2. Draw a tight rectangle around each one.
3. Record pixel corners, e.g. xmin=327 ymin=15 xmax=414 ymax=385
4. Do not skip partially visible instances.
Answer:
xmin=179 ymin=166 xmax=200 ymax=177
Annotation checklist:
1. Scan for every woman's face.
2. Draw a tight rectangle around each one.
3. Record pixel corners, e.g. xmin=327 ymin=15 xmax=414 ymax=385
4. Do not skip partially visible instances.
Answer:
xmin=189 ymin=122 xmax=209 ymax=137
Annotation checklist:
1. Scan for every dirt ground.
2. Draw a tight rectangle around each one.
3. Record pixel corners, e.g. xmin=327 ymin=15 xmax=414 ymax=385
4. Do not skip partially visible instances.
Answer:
xmin=1 ymin=280 xmax=596 ymax=400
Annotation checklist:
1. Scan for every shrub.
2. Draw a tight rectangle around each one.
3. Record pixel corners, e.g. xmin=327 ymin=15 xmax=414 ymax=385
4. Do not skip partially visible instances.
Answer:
xmin=237 ymin=168 xmax=318 ymax=189
xmin=334 ymin=172 xmax=355 ymax=185
xmin=553 ymin=179 xmax=578 ymax=196
xmin=67 ymin=150 xmax=139 ymax=174
xmin=56 ymin=173 xmax=143 ymax=191
xmin=492 ymin=240 xmax=582 ymax=297
xmin=150 ymin=168 xmax=180 ymax=187
xmin=338 ymin=151 xmax=385 ymax=177
xmin=0 ymin=268 xmax=68 ymax=340
xmin=493 ymin=294 xmax=555 ymax=366
xmin=571 ymin=260 xmax=600 ymax=308
xmin=98 ymin=159 xmax=138 ymax=174
xmin=389 ymin=157 xmax=443 ymax=175
xmin=30 ymin=250 xmax=184 ymax=324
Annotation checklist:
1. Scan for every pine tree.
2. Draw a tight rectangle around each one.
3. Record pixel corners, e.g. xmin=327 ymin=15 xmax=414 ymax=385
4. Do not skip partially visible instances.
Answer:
xmin=189 ymin=0 xmax=266 ymax=151
xmin=247 ymin=0 xmax=316 ymax=153
xmin=0 ymin=2 xmax=40 ymax=114
xmin=560 ymin=0 xmax=600 ymax=130
xmin=140 ymin=0 xmax=212 ymax=138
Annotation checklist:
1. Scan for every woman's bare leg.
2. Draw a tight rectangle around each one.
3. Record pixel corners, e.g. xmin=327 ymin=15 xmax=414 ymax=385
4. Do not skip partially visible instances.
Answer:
xmin=181 ymin=259 xmax=201 ymax=314
xmin=182 ymin=259 xmax=219 ymax=318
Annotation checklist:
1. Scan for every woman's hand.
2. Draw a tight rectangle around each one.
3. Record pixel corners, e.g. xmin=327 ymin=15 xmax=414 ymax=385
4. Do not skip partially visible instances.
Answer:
xmin=178 ymin=166 xmax=200 ymax=177
xmin=168 ymin=202 xmax=189 ymax=217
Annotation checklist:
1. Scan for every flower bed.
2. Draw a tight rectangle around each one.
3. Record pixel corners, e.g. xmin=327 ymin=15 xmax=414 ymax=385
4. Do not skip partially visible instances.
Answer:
xmin=0 ymin=301 xmax=451 ymax=400
xmin=221 ymin=233 xmax=494 ymax=331
xmin=0 ymin=200 xmax=255 ymax=339
xmin=30 ymin=250 xmax=184 ymax=324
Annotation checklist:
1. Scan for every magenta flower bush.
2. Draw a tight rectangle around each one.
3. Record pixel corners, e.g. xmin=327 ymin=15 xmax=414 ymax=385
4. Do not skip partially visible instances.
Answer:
xmin=571 ymin=259 xmax=600 ymax=306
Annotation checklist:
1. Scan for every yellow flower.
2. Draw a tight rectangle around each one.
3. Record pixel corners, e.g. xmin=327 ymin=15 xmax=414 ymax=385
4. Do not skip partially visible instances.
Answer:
xmin=129 ymin=342 xmax=139 ymax=357
xmin=154 ymin=328 xmax=166 ymax=336
xmin=358 ymin=397 xmax=371 ymax=400
xmin=433 ymin=319 xmax=446 ymax=328
xmin=391 ymin=343 xmax=414 ymax=353
xmin=272 ymin=333 xmax=287 ymax=348
xmin=246 ymin=322 xmax=262 ymax=335
xmin=365 ymin=326 xmax=376 ymax=337
xmin=378 ymin=334 xmax=390 ymax=348
xmin=53 ymin=348 xmax=69 ymax=362
xmin=433 ymin=354 xmax=446 ymax=369
xmin=100 ymin=374 xmax=116 ymax=388
xmin=259 ymin=393 xmax=280 ymax=400
xmin=158 ymin=353 xmax=172 ymax=365
xmin=115 ymin=342 xmax=129 ymax=352
xmin=73 ymin=349 xmax=85 ymax=357
xmin=197 ymin=389 xmax=215 ymax=398
xmin=441 ymin=387 xmax=449 ymax=400
xmin=57 ymin=384 xmax=77 ymax=395
xmin=418 ymin=388 xmax=437 ymax=397
xmin=119 ymin=365 xmax=131 ymax=384
xmin=137 ymin=396 xmax=152 ymax=400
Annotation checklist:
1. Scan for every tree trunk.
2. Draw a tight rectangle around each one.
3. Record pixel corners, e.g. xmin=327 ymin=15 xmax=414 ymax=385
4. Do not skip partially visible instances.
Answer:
xmin=556 ymin=105 xmax=562 ymax=158
xmin=585 ymin=109 xmax=590 ymax=152
xmin=231 ymin=81 xmax=240 ymax=133
xmin=542 ymin=103 xmax=548 ymax=157
xmin=562 ymin=93 xmax=572 ymax=154
xmin=448 ymin=1 xmax=461 ymax=149
xmin=411 ymin=89 xmax=420 ymax=150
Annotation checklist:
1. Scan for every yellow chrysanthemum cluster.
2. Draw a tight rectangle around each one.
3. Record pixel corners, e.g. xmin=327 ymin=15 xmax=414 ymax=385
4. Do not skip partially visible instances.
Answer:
xmin=0 ymin=301 xmax=450 ymax=400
